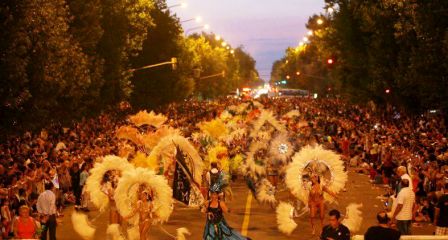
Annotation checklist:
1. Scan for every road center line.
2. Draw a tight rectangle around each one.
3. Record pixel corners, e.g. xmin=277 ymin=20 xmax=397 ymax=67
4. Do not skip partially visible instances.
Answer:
xmin=241 ymin=191 xmax=253 ymax=236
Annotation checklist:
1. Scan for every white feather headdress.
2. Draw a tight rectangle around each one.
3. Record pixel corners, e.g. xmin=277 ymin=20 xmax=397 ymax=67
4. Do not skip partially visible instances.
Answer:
xmin=71 ymin=211 xmax=96 ymax=240
xmin=128 ymin=110 xmax=167 ymax=128
xmin=342 ymin=203 xmax=363 ymax=233
xmin=85 ymin=155 xmax=134 ymax=212
xmin=276 ymin=202 xmax=297 ymax=235
xmin=149 ymin=133 xmax=203 ymax=184
xmin=114 ymin=168 xmax=173 ymax=223
xmin=269 ymin=133 xmax=294 ymax=164
xmin=285 ymin=145 xmax=347 ymax=204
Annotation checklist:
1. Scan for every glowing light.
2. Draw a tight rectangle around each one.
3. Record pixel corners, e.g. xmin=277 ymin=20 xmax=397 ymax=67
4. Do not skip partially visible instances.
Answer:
xmin=215 ymin=35 xmax=221 ymax=41
xmin=307 ymin=30 xmax=313 ymax=36
xmin=181 ymin=2 xmax=188 ymax=8
xmin=327 ymin=7 xmax=334 ymax=13
xmin=230 ymin=50 xmax=235 ymax=54
xmin=221 ymin=42 xmax=227 ymax=47
xmin=195 ymin=16 xmax=202 ymax=23
xmin=327 ymin=58 xmax=334 ymax=64
xmin=204 ymin=24 xmax=210 ymax=30
xmin=303 ymin=37 xmax=309 ymax=42
xmin=317 ymin=18 xmax=324 ymax=25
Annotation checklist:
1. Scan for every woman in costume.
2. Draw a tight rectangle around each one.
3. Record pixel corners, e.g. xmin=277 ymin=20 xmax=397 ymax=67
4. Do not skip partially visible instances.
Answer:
xmin=308 ymin=175 xmax=337 ymax=235
xmin=101 ymin=170 xmax=121 ymax=224
xmin=123 ymin=186 xmax=154 ymax=240
xmin=203 ymin=190 xmax=250 ymax=240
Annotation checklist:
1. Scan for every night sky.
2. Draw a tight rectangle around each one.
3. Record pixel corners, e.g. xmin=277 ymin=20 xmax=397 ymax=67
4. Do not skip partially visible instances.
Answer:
xmin=168 ymin=0 xmax=325 ymax=81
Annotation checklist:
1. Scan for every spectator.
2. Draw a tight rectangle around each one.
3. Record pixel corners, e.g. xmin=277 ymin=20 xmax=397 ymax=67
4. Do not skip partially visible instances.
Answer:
xmin=434 ymin=183 xmax=448 ymax=235
xmin=70 ymin=163 xmax=81 ymax=209
xmin=364 ymin=211 xmax=400 ymax=240
xmin=12 ymin=205 xmax=38 ymax=239
xmin=392 ymin=179 xmax=415 ymax=235
xmin=320 ymin=209 xmax=350 ymax=240
xmin=37 ymin=182 xmax=57 ymax=240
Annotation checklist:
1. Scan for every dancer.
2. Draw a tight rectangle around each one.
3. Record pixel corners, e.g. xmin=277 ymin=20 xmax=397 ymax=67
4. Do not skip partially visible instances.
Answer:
xmin=309 ymin=175 xmax=337 ymax=235
xmin=101 ymin=170 xmax=121 ymax=224
xmin=124 ymin=186 xmax=154 ymax=240
xmin=203 ymin=190 xmax=250 ymax=240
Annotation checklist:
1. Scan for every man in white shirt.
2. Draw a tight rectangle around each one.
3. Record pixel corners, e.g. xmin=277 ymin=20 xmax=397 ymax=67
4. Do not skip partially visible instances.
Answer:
xmin=392 ymin=179 xmax=415 ymax=235
xmin=37 ymin=182 xmax=57 ymax=240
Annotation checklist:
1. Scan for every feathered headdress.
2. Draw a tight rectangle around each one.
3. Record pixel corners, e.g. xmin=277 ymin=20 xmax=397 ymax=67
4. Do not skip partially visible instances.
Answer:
xmin=128 ymin=110 xmax=167 ymax=128
xmin=114 ymin=168 xmax=173 ymax=223
xmin=116 ymin=126 xmax=142 ymax=145
xmin=207 ymin=145 xmax=229 ymax=172
xmin=285 ymin=145 xmax=347 ymax=204
xmin=85 ymin=155 xmax=134 ymax=212
xmin=251 ymin=110 xmax=286 ymax=137
xmin=242 ymin=141 xmax=269 ymax=176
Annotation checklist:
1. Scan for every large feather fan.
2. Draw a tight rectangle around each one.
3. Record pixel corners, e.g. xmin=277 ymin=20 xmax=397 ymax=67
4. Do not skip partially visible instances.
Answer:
xmin=128 ymin=110 xmax=167 ymax=128
xmin=85 ymin=155 xmax=134 ymax=212
xmin=285 ymin=145 xmax=347 ymax=204
xmin=269 ymin=133 xmax=294 ymax=164
xmin=276 ymin=202 xmax=297 ymax=235
xmin=342 ymin=203 xmax=363 ymax=233
xmin=114 ymin=168 xmax=173 ymax=223
xmin=141 ymin=126 xmax=181 ymax=150
xmin=219 ymin=128 xmax=247 ymax=145
xmin=149 ymin=133 xmax=203 ymax=184
xmin=71 ymin=211 xmax=96 ymax=240
xmin=131 ymin=152 xmax=159 ymax=171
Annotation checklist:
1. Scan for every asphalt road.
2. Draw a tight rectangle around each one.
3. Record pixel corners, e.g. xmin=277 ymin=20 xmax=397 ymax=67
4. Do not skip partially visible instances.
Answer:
xmin=57 ymin=169 xmax=433 ymax=239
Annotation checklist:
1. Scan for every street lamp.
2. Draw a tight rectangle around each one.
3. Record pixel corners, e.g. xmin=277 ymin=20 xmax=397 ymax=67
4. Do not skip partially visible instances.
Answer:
xmin=226 ymin=46 xmax=230 ymax=50
xmin=185 ymin=24 xmax=210 ymax=35
xmin=230 ymin=49 xmax=235 ymax=54
xmin=221 ymin=42 xmax=227 ymax=47
xmin=168 ymin=2 xmax=187 ymax=9
xmin=327 ymin=7 xmax=334 ymax=14
xmin=307 ymin=30 xmax=313 ymax=36
xmin=317 ymin=18 xmax=324 ymax=25
xmin=286 ymin=75 xmax=290 ymax=80
xmin=181 ymin=16 xmax=202 ymax=23
xmin=296 ymin=71 xmax=301 ymax=76
xmin=327 ymin=58 xmax=334 ymax=64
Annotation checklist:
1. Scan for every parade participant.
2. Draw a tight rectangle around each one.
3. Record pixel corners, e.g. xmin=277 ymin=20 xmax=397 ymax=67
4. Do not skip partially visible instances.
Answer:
xmin=206 ymin=162 xmax=227 ymax=199
xmin=309 ymin=175 xmax=337 ymax=235
xmin=123 ymin=186 xmax=154 ymax=240
xmin=364 ymin=211 xmax=400 ymax=240
xmin=100 ymin=170 xmax=122 ymax=224
xmin=320 ymin=209 xmax=350 ymax=240
xmin=202 ymin=191 xmax=250 ymax=240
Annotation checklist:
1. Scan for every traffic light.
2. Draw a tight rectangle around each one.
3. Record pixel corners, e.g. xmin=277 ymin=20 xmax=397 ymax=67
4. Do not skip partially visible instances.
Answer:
xmin=171 ymin=57 xmax=177 ymax=70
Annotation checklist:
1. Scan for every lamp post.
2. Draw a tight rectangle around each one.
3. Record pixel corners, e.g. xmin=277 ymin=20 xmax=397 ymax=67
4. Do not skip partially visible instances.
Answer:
xmin=181 ymin=16 xmax=202 ymax=24
xmin=168 ymin=2 xmax=187 ymax=9
xmin=185 ymin=24 xmax=210 ymax=35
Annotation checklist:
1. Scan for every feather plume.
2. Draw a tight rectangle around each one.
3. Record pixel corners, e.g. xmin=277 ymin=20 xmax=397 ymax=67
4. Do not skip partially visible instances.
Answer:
xmin=342 ymin=203 xmax=363 ymax=233
xmin=128 ymin=110 xmax=167 ymax=128
xmin=176 ymin=227 xmax=191 ymax=240
xmin=116 ymin=126 xmax=142 ymax=145
xmin=85 ymin=155 xmax=134 ymax=212
xmin=71 ymin=211 xmax=96 ymax=240
xmin=131 ymin=152 xmax=159 ymax=171
xmin=106 ymin=224 xmax=125 ymax=240
xmin=198 ymin=119 xmax=229 ymax=141
xmin=256 ymin=178 xmax=277 ymax=205
xmin=207 ymin=145 xmax=229 ymax=172
xmin=269 ymin=133 xmax=294 ymax=164
xmin=114 ymin=168 xmax=173 ymax=223
xmin=127 ymin=226 xmax=140 ymax=240
xmin=219 ymin=128 xmax=247 ymax=144
xmin=242 ymin=141 xmax=269 ymax=176
xmin=285 ymin=145 xmax=347 ymax=204
xmin=276 ymin=202 xmax=297 ymax=235
xmin=149 ymin=133 xmax=203 ymax=184
xmin=141 ymin=126 xmax=181 ymax=150
xmin=251 ymin=110 xmax=285 ymax=137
